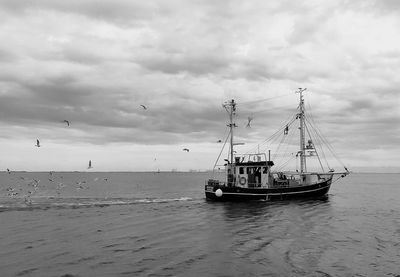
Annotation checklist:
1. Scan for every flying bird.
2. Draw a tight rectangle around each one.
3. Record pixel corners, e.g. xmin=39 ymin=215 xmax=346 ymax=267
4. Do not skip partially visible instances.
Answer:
xmin=35 ymin=139 xmax=41 ymax=147
xmin=246 ymin=116 xmax=253 ymax=128
xmin=88 ymin=160 xmax=92 ymax=169
xmin=63 ymin=120 xmax=70 ymax=126
xmin=217 ymin=140 xmax=222 ymax=143
xmin=183 ymin=148 xmax=189 ymax=152
xmin=140 ymin=105 xmax=147 ymax=110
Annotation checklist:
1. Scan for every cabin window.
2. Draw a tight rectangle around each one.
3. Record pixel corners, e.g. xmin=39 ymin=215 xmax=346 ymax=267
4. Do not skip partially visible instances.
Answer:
xmin=239 ymin=167 xmax=244 ymax=174
xmin=263 ymin=167 xmax=268 ymax=174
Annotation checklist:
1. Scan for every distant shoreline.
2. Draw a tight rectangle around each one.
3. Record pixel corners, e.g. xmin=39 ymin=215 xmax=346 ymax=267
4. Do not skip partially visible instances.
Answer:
xmin=1 ymin=170 xmax=399 ymax=174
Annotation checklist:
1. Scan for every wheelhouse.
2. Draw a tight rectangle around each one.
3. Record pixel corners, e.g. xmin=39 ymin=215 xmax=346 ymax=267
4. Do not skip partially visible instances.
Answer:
xmin=226 ymin=153 xmax=274 ymax=188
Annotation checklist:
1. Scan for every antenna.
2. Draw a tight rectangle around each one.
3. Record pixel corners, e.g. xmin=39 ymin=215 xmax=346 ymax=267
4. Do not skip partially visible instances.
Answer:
xmin=296 ymin=88 xmax=307 ymax=173
xmin=222 ymin=99 xmax=237 ymax=164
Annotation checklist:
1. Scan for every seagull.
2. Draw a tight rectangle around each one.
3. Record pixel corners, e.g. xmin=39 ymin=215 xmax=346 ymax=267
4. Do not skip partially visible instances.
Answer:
xmin=217 ymin=140 xmax=222 ymax=143
xmin=140 ymin=105 xmax=147 ymax=110
xmin=183 ymin=148 xmax=189 ymax=152
xmin=35 ymin=139 xmax=41 ymax=147
xmin=246 ymin=116 xmax=253 ymax=128
xmin=24 ymin=197 xmax=32 ymax=205
xmin=76 ymin=180 xmax=88 ymax=190
xmin=88 ymin=160 xmax=92 ymax=169
xmin=63 ymin=120 xmax=70 ymax=126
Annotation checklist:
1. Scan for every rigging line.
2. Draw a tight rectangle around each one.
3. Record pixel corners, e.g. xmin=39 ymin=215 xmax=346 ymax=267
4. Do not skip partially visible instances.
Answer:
xmin=314 ymin=125 xmax=332 ymax=170
xmin=282 ymin=125 xmax=297 ymax=158
xmin=276 ymin=155 xmax=296 ymax=172
xmin=310 ymin=123 xmax=330 ymax=170
xmin=244 ymin=113 xmax=297 ymax=155
xmin=304 ymin=120 xmax=325 ymax=172
xmin=331 ymin=174 xmax=346 ymax=184
xmin=264 ymin=114 xmax=297 ymax=152
xmin=212 ymin=128 xmax=231 ymax=172
xmin=272 ymin=127 xmax=290 ymax=161
xmin=308 ymin=118 xmax=344 ymax=172
xmin=274 ymin=144 xmax=296 ymax=171
xmin=270 ymin=122 xmax=297 ymax=167
xmin=237 ymin=102 xmax=299 ymax=117
xmin=271 ymin=136 xmax=283 ymax=161
xmin=268 ymin=153 xmax=297 ymax=157
xmin=306 ymin=114 xmax=346 ymax=168
xmin=237 ymin=92 xmax=293 ymax=106
xmin=240 ymin=98 xmax=299 ymax=155
xmin=256 ymin=123 xmax=294 ymax=160
xmin=305 ymin=109 xmax=344 ymax=166
xmin=305 ymin=115 xmax=331 ymax=170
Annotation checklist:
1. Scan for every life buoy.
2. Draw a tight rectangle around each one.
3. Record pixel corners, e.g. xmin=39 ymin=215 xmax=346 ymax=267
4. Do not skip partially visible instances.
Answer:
xmin=215 ymin=189 xmax=223 ymax=197
xmin=239 ymin=176 xmax=247 ymax=185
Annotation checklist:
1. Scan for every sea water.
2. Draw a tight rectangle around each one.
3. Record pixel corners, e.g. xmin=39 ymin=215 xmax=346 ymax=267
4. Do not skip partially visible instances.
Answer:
xmin=0 ymin=172 xmax=399 ymax=276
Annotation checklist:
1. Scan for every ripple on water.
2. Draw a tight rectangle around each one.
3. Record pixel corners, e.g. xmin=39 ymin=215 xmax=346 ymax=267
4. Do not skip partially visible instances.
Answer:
xmin=1 ymin=173 xmax=400 ymax=277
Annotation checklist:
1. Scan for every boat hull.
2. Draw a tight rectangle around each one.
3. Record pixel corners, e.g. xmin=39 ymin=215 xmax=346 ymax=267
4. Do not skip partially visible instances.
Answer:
xmin=205 ymin=179 xmax=332 ymax=201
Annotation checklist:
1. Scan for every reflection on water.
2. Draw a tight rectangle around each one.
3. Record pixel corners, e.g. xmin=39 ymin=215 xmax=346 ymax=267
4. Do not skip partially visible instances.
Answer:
xmin=0 ymin=172 xmax=399 ymax=276
xmin=221 ymin=196 xmax=331 ymax=220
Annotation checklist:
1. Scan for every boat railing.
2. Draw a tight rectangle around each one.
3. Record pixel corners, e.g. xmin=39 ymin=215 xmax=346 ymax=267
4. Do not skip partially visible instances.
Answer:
xmin=234 ymin=153 xmax=268 ymax=163
xmin=206 ymin=179 xmax=227 ymax=186
xmin=274 ymin=171 xmax=347 ymax=176
xmin=206 ymin=179 xmax=269 ymax=188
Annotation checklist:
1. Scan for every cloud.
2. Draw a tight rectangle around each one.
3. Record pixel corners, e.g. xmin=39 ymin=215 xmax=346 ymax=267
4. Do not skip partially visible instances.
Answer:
xmin=0 ymin=0 xmax=399 ymax=170
xmin=0 ymin=0 xmax=158 ymax=25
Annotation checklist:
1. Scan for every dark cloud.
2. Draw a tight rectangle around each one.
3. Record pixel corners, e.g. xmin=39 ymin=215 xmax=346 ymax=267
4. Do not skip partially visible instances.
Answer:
xmin=0 ymin=0 xmax=158 ymax=25
xmin=370 ymin=0 xmax=400 ymax=13
xmin=0 ymin=75 xmax=229 ymax=145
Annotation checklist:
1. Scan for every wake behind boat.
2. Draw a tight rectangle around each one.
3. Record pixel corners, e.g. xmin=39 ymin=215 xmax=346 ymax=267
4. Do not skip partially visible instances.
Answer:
xmin=205 ymin=89 xmax=349 ymax=201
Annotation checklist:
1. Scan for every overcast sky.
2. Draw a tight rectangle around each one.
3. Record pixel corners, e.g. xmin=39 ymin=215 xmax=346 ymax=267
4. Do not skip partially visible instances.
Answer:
xmin=0 ymin=0 xmax=399 ymax=172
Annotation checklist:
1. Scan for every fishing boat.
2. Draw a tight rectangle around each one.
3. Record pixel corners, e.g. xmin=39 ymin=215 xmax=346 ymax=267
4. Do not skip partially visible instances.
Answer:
xmin=205 ymin=88 xmax=349 ymax=201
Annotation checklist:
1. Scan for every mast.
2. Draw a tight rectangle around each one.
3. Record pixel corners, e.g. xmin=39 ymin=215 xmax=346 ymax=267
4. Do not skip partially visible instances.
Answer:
xmin=296 ymin=88 xmax=307 ymax=173
xmin=223 ymin=99 xmax=236 ymax=164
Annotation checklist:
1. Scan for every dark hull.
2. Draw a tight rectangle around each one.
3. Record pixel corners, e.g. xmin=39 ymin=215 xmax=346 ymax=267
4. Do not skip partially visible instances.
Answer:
xmin=205 ymin=179 xmax=332 ymax=201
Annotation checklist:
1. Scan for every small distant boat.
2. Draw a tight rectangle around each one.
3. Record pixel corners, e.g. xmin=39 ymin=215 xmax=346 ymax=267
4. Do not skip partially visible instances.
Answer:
xmin=205 ymin=89 xmax=349 ymax=201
